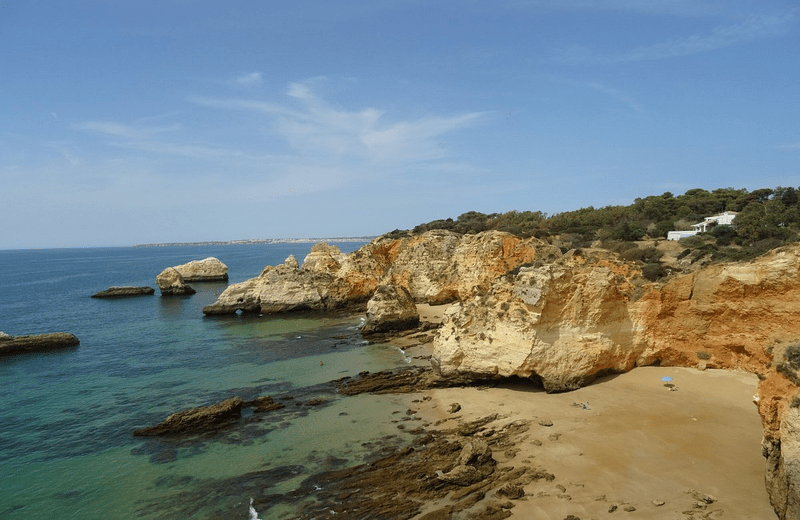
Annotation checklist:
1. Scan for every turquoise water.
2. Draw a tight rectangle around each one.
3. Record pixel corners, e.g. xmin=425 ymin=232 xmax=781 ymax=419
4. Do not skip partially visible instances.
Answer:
xmin=0 ymin=244 xmax=415 ymax=519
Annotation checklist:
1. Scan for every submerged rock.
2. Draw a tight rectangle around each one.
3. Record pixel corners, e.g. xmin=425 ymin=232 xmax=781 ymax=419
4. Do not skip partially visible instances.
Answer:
xmin=0 ymin=332 xmax=80 ymax=357
xmin=156 ymin=267 xmax=196 ymax=296
xmin=91 ymin=286 xmax=155 ymax=298
xmin=133 ymin=397 xmax=244 ymax=436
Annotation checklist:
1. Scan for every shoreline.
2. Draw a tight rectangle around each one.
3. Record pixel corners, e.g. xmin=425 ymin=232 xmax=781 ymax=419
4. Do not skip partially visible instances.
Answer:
xmin=377 ymin=304 xmax=776 ymax=519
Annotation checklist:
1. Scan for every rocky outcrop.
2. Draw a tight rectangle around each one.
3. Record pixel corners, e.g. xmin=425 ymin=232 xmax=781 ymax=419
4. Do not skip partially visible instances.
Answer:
xmin=360 ymin=285 xmax=420 ymax=334
xmin=203 ymin=231 xmax=561 ymax=315
xmin=429 ymin=243 xmax=800 ymax=519
xmin=156 ymin=268 xmax=196 ymax=296
xmin=91 ymin=286 xmax=155 ymax=298
xmin=133 ymin=397 xmax=244 ymax=436
xmin=0 ymin=332 xmax=80 ymax=356
xmin=432 ymin=249 xmax=645 ymax=392
xmin=172 ymin=257 xmax=228 ymax=282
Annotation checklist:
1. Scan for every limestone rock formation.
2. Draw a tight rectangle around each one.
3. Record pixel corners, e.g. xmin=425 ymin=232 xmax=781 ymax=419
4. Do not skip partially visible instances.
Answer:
xmin=432 ymin=250 xmax=645 ymax=392
xmin=172 ymin=257 xmax=229 ymax=282
xmin=360 ymin=284 xmax=420 ymax=334
xmin=156 ymin=267 xmax=196 ymax=296
xmin=91 ymin=286 xmax=155 ymax=298
xmin=429 ymin=243 xmax=800 ymax=519
xmin=203 ymin=231 xmax=561 ymax=315
xmin=0 ymin=332 xmax=80 ymax=356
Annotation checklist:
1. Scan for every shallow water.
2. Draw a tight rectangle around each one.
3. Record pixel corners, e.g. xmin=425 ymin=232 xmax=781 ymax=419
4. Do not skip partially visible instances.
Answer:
xmin=0 ymin=243 xmax=414 ymax=519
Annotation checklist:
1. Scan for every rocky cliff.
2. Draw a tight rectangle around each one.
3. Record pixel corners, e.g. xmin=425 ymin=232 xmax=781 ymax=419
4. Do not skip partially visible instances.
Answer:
xmin=203 ymin=231 xmax=561 ymax=315
xmin=430 ymin=243 xmax=800 ymax=519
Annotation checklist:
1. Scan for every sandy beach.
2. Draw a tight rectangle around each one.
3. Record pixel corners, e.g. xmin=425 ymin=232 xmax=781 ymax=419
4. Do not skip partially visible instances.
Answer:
xmin=391 ymin=305 xmax=776 ymax=519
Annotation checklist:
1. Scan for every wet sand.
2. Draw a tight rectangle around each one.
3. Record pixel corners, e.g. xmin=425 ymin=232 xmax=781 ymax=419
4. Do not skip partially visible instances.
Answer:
xmin=396 ymin=305 xmax=777 ymax=519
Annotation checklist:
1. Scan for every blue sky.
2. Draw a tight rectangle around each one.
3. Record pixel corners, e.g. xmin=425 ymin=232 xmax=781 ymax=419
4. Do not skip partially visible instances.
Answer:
xmin=1 ymin=0 xmax=798 ymax=248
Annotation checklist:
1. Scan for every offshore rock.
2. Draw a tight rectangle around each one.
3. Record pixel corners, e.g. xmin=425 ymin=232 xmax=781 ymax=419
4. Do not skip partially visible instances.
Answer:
xmin=203 ymin=231 xmax=561 ymax=315
xmin=360 ymin=284 xmax=420 ymax=334
xmin=91 ymin=286 xmax=155 ymax=298
xmin=172 ymin=257 xmax=229 ymax=282
xmin=156 ymin=267 xmax=196 ymax=296
xmin=133 ymin=397 xmax=244 ymax=436
xmin=0 ymin=332 xmax=80 ymax=357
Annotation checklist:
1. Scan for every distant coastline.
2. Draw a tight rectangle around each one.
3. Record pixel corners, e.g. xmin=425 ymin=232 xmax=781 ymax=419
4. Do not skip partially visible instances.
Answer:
xmin=132 ymin=237 xmax=378 ymax=247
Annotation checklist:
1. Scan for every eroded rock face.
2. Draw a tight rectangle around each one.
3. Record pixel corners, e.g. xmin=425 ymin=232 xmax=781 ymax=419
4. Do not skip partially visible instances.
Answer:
xmin=202 ymin=231 xmax=561 ymax=316
xmin=360 ymin=285 xmax=420 ymax=334
xmin=430 ymin=243 xmax=800 ymax=519
xmin=156 ymin=267 xmax=196 ymax=296
xmin=432 ymin=250 xmax=645 ymax=392
xmin=172 ymin=257 xmax=229 ymax=282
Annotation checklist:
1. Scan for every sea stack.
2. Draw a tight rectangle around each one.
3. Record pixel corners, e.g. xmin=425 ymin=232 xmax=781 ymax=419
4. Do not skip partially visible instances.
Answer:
xmin=156 ymin=268 xmax=196 ymax=296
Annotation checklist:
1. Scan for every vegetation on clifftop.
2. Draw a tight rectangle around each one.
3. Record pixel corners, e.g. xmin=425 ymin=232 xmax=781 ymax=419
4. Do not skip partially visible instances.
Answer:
xmin=386 ymin=186 xmax=800 ymax=280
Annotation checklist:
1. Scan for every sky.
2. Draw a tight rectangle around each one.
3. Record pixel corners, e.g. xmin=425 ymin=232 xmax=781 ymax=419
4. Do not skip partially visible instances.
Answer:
xmin=1 ymin=0 xmax=798 ymax=249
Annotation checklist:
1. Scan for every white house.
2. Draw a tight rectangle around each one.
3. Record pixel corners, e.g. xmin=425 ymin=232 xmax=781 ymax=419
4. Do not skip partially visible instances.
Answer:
xmin=667 ymin=211 xmax=737 ymax=241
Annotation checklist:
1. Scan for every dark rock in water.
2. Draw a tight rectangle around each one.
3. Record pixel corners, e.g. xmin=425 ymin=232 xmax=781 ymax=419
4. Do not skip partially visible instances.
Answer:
xmin=133 ymin=397 xmax=244 ymax=436
xmin=0 ymin=332 xmax=80 ymax=357
xmin=91 ymin=286 xmax=155 ymax=298
xmin=244 ymin=396 xmax=286 ymax=413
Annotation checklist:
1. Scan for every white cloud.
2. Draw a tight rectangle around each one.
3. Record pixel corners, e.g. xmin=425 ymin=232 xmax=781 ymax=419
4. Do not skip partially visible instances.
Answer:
xmin=231 ymin=71 xmax=263 ymax=88
xmin=554 ymin=8 xmax=798 ymax=63
xmin=192 ymin=79 xmax=489 ymax=165
xmin=73 ymin=121 xmax=182 ymax=140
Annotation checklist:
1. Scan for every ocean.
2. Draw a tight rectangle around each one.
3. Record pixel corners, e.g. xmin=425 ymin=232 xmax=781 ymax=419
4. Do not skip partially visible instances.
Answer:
xmin=0 ymin=243 xmax=418 ymax=519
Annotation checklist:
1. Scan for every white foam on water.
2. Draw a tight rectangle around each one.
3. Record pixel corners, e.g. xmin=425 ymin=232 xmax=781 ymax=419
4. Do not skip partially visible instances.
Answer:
xmin=249 ymin=498 xmax=262 ymax=520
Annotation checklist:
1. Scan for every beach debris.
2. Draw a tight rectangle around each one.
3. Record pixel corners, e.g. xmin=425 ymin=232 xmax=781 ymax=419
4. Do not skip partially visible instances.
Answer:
xmin=661 ymin=376 xmax=673 ymax=382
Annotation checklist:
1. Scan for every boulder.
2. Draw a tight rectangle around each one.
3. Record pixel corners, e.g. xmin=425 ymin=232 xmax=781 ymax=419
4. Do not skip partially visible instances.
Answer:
xmin=360 ymin=284 xmax=420 ymax=334
xmin=91 ymin=286 xmax=155 ymax=298
xmin=438 ymin=439 xmax=495 ymax=486
xmin=172 ymin=257 xmax=228 ymax=282
xmin=133 ymin=397 xmax=244 ymax=436
xmin=0 ymin=332 xmax=80 ymax=357
xmin=156 ymin=267 xmax=196 ymax=296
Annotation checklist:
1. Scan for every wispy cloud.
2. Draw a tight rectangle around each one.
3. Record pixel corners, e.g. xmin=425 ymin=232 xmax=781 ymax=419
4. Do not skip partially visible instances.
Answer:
xmin=191 ymin=78 xmax=490 ymax=165
xmin=544 ymin=75 xmax=644 ymax=113
xmin=615 ymin=9 xmax=798 ymax=61
xmin=555 ymin=8 xmax=798 ymax=63
xmin=230 ymin=71 xmax=263 ymax=88
xmin=72 ymin=120 xmax=250 ymax=160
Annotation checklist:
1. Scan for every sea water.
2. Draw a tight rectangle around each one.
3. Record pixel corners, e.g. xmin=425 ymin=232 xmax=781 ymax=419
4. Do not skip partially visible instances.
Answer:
xmin=0 ymin=244 xmax=415 ymax=519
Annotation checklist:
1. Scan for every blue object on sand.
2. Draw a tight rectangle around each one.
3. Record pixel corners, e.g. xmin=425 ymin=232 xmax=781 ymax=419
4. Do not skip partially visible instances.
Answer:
xmin=661 ymin=376 xmax=673 ymax=382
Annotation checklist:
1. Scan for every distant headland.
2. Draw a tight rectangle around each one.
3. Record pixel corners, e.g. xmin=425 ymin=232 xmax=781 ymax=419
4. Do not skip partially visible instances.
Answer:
xmin=132 ymin=237 xmax=377 ymax=247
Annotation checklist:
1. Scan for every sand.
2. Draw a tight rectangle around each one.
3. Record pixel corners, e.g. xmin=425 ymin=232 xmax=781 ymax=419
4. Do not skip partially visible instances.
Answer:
xmin=395 ymin=305 xmax=777 ymax=520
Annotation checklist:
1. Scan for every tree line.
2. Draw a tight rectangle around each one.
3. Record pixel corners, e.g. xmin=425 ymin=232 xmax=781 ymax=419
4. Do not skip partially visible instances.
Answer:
xmin=386 ymin=186 xmax=800 ymax=265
